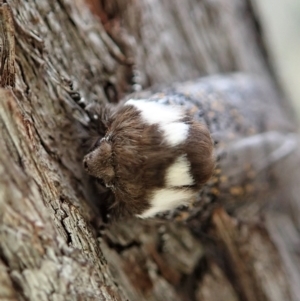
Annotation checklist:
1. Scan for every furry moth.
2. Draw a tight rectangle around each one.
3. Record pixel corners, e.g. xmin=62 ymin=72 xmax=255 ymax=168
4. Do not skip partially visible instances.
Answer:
xmin=83 ymin=98 xmax=215 ymax=218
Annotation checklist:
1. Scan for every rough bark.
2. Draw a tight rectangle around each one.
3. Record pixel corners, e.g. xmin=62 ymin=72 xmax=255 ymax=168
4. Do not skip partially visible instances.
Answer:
xmin=0 ymin=0 xmax=299 ymax=300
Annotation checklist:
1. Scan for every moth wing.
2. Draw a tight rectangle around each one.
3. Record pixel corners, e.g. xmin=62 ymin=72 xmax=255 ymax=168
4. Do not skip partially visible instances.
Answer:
xmin=214 ymin=131 xmax=299 ymax=211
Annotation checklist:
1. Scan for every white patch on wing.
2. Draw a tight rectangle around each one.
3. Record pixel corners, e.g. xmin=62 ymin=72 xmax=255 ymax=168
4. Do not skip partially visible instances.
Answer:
xmin=125 ymin=99 xmax=183 ymax=125
xmin=137 ymin=189 xmax=194 ymax=218
xmin=161 ymin=122 xmax=189 ymax=146
xmin=165 ymin=155 xmax=194 ymax=187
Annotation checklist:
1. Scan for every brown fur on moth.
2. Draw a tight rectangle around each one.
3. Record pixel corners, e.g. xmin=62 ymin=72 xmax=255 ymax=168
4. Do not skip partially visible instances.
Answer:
xmin=83 ymin=99 xmax=215 ymax=218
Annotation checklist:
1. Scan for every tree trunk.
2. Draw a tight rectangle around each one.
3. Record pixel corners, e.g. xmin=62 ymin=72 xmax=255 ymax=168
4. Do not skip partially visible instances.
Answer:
xmin=0 ymin=0 xmax=299 ymax=300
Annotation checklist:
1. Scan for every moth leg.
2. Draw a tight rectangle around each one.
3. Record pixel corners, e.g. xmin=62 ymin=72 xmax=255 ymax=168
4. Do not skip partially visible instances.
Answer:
xmin=84 ymin=103 xmax=115 ymax=137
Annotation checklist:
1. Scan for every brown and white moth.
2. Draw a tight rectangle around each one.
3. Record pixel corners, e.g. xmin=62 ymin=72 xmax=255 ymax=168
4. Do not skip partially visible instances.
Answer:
xmin=74 ymin=74 xmax=296 ymax=222
xmin=83 ymin=99 xmax=215 ymax=218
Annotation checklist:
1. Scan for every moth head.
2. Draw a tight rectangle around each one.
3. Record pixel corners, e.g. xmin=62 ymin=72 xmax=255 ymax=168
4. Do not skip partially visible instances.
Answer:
xmin=83 ymin=139 xmax=115 ymax=185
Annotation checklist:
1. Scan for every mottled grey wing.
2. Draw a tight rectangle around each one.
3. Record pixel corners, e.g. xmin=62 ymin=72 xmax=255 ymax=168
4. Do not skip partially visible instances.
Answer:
xmin=215 ymin=131 xmax=298 ymax=212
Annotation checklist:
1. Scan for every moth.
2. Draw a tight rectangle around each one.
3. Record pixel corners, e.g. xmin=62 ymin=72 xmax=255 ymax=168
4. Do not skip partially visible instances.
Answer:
xmin=75 ymin=74 xmax=296 ymax=222
xmin=83 ymin=99 xmax=215 ymax=218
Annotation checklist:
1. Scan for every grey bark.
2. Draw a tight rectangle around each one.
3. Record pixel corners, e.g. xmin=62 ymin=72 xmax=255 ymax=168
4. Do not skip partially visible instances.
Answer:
xmin=0 ymin=0 xmax=299 ymax=300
